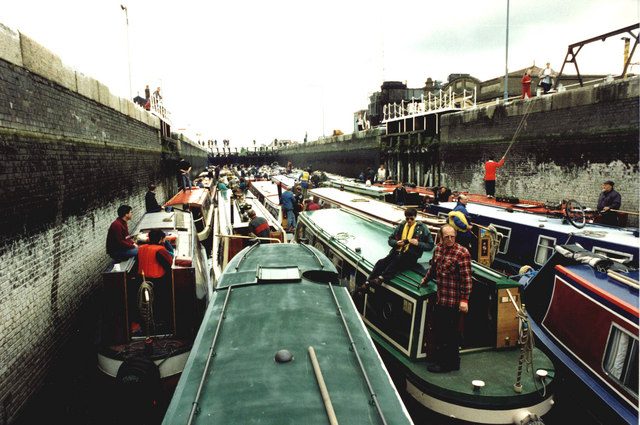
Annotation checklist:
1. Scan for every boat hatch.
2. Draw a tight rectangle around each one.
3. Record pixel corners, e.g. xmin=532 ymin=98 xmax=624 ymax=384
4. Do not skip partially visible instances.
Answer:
xmin=257 ymin=266 xmax=301 ymax=283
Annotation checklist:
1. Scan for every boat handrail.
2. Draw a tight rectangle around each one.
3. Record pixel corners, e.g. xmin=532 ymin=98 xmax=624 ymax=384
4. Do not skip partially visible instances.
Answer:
xmin=299 ymin=242 xmax=324 ymax=269
xmin=214 ymin=233 xmax=282 ymax=243
xmin=327 ymin=282 xmax=388 ymax=425
xmin=187 ymin=286 xmax=232 ymax=425
xmin=607 ymin=270 xmax=640 ymax=289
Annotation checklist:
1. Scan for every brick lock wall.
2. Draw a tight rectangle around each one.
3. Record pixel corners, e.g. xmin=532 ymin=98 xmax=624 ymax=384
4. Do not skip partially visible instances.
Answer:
xmin=0 ymin=51 xmax=206 ymax=422
xmin=438 ymin=80 xmax=639 ymax=219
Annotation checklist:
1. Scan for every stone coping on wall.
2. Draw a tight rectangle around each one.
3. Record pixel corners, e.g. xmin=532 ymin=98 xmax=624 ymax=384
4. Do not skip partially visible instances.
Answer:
xmin=0 ymin=22 xmax=161 ymax=130
xmin=279 ymin=127 xmax=386 ymax=151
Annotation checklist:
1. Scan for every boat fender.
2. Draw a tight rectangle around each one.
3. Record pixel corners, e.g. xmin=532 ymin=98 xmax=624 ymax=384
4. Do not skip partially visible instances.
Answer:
xmin=512 ymin=410 xmax=544 ymax=425
xmin=116 ymin=356 xmax=161 ymax=396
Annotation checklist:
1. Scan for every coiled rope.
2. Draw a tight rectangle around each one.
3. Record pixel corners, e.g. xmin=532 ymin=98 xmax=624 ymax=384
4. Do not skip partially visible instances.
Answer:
xmin=138 ymin=277 xmax=155 ymax=337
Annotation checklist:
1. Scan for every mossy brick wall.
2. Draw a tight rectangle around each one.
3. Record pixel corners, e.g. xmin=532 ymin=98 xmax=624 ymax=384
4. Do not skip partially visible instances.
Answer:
xmin=277 ymin=129 xmax=382 ymax=178
xmin=438 ymin=79 xmax=639 ymax=217
xmin=0 ymin=32 xmax=206 ymax=423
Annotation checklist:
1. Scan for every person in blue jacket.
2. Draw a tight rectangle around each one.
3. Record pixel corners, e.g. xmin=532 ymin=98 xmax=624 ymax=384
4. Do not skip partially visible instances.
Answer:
xmin=448 ymin=194 xmax=473 ymax=252
xmin=280 ymin=187 xmax=297 ymax=232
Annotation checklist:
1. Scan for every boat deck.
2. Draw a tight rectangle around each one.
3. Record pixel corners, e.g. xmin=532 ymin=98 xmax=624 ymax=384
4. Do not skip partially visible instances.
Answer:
xmin=375 ymin=334 xmax=555 ymax=408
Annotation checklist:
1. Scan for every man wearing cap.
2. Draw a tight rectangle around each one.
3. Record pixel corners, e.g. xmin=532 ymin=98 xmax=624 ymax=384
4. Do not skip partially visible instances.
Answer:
xmin=597 ymin=181 xmax=621 ymax=226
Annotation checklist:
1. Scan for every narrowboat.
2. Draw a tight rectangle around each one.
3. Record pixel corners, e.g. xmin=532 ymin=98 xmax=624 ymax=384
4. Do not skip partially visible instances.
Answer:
xmin=211 ymin=185 xmax=285 ymax=283
xmin=295 ymin=208 xmax=556 ymax=424
xmin=249 ymin=179 xmax=287 ymax=229
xmin=271 ymin=172 xmax=297 ymax=190
xmin=522 ymin=244 xmax=639 ymax=424
xmin=162 ymin=243 xmax=414 ymax=425
xmin=326 ymin=176 xmax=389 ymax=201
xmin=99 ymin=209 xmax=212 ymax=396
xmin=309 ymin=187 xmax=503 ymax=267
xmin=164 ymin=187 xmax=214 ymax=249
xmin=429 ymin=200 xmax=639 ymax=274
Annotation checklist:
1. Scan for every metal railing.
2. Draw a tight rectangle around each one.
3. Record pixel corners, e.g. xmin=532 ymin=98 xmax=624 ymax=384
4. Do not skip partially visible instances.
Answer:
xmin=382 ymin=86 xmax=477 ymax=122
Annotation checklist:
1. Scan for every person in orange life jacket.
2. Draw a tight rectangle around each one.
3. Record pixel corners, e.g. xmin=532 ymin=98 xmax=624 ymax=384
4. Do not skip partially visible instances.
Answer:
xmin=357 ymin=208 xmax=434 ymax=293
xmin=138 ymin=229 xmax=173 ymax=279
xmin=484 ymin=156 xmax=504 ymax=198
xmin=448 ymin=194 xmax=473 ymax=253
xmin=247 ymin=209 xmax=271 ymax=243
xmin=106 ymin=205 xmax=138 ymax=262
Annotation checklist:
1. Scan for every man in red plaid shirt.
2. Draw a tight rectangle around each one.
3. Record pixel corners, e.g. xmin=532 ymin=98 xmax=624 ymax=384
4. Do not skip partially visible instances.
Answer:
xmin=421 ymin=224 xmax=472 ymax=373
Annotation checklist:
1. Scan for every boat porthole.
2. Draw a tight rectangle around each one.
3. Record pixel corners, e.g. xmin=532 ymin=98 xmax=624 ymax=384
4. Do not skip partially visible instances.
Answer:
xmin=275 ymin=349 xmax=293 ymax=363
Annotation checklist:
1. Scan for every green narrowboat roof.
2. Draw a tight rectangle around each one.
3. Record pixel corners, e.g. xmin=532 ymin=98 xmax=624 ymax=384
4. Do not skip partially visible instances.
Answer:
xmin=300 ymin=209 xmax=520 ymax=293
xmin=163 ymin=243 xmax=414 ymax=425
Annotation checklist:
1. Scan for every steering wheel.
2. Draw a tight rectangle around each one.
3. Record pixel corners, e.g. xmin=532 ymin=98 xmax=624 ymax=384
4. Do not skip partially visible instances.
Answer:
xmin=565 ymin=199 xmax=586 ymax=228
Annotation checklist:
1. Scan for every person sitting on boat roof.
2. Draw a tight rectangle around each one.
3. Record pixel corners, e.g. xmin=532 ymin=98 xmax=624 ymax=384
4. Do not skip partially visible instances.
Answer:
xmin=357 ymin=207 xmax=434 ymax=293
xmin=420 ymin=224 xmax=472 ymax=373
xmin=358 ymin=170 xmax=366 ymax=183
xmin=596 ymin=180 xmax=621 ymax=226
xmin=106 ymin=205 xmax=138 ymax=262
xmin=145 ymin=184 xmax=164 ymax=213
xmin=448 ymin=194 xmax=473 ymax=253
xmin=484 ymin=156 xmax=505 ymax=199
xmin=247 ymin=209 xmax=271 ymax=243
xmin=392 ymin=181 xmax=408 ymax=206
xmin=217 ymin=178 xmax=229 ymax=199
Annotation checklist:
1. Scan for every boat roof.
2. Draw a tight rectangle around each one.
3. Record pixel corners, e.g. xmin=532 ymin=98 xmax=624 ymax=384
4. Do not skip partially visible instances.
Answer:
xmin=132 ymin=209 xmax=192 ymax=232
xmin=271 ymin=173 xmax=297 ymax=189
xmin=328 ymin=178 xmax=387 ymax=195
xmin=437 ymin=201 xmax=640 ymax=247
xmin=557 ymin=264 xmax=639 ymax=316
xmin=164 ymin=187 xmax=210 ymax=207
xmin=251 ymin=180 xmax=281 ymax=199
xmin=163 ymin=244 xmax=413 ymax=425
xmin=301 ymin=208 xmax=516 ymax=290
xmin=310 ymin=187 xmax=444 ymax=227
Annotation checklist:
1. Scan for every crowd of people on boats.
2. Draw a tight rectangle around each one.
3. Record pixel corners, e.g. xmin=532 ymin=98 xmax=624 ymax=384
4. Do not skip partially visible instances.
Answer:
xmin=103 ymin=155 xmax=629 ymax=374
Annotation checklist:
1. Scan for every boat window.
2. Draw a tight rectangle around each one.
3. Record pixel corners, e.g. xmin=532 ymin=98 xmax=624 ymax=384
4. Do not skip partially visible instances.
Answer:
xmin=534 ymin=235 xmax=556 ymax=265
xmin=490 ymin=224 xmax=512 ymax=254
xmin=437 ymin=212 xmax=448 ymax=219
xmin=603 ymin=324 xmax=639 ymax=396
xmin=592 ymin=247 xmax=634 ymax=263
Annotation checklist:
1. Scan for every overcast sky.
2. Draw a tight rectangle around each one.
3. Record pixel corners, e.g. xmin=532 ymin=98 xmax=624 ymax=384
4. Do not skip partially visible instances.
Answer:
xmin=3 ymin=0 xmax=638 ymax=147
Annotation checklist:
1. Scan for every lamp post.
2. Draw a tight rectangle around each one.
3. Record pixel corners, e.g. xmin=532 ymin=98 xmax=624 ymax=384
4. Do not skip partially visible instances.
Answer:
xmin=121 ymin=4 xmax=133 ymax=100
xmin=504 ymin=0 xmax=510 ymax=103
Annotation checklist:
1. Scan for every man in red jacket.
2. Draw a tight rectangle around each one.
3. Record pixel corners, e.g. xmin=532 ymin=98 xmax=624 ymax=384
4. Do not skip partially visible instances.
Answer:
xmin=106 ymin=205 xmax=138 ymax=261
xmin=484 ymin=156 xmax=505 ymax=199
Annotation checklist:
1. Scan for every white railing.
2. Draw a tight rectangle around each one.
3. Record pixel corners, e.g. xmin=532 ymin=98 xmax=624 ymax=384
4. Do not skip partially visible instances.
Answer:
xmin=382 ymin=87 xmax=476 ymax=122
xmin=150 ymin=95 xmax=171 ymax=124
